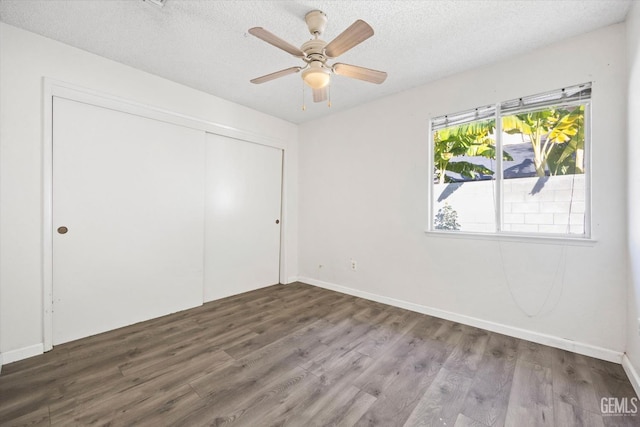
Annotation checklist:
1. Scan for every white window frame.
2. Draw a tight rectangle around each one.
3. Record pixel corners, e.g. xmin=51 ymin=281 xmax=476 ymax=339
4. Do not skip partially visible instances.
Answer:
xmin=426 ymin=83 xmax=594 ymax=245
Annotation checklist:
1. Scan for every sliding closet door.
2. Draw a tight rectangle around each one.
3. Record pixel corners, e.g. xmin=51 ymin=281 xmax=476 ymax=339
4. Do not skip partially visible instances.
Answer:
xmin=52 ymin=97 xmax=205 ymax=345
xmin=205 ymin=133 xmax=282 ymax=301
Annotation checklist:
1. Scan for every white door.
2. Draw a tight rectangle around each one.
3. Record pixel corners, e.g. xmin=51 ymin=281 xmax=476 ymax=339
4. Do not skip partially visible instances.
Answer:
xmin=52 ymin=97 xmax=205 ymax=345
xmin=204 ymin=133 xmax=282 ymax=301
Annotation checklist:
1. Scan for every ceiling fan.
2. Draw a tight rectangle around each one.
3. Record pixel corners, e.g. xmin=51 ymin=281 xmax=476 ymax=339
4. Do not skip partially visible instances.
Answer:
xmin=248 ymin=10 xmax=387 ymax=104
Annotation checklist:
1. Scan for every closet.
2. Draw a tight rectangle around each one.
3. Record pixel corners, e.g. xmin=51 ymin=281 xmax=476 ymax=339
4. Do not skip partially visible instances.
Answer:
xmin=51 ymin=96 xmax=282 ymax=345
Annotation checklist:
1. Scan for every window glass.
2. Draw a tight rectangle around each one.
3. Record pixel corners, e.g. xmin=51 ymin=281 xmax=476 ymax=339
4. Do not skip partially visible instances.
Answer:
xmin=429 ymin=83 xmax=590 ymax=238
xmin=432 ymin=119 xmax=497 ymax=232
xmin=501 ymin=105 xmax=586 ymax=235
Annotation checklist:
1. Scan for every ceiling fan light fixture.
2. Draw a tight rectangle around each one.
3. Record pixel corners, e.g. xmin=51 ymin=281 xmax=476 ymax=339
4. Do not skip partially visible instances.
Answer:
xmin=302 ymin=62 xmax=330 ymax=89
xmin=248 ymin=10 xmax=386 ymax=107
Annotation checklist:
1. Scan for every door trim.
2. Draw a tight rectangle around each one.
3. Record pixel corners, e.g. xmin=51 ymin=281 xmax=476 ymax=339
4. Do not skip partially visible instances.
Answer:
xmin=42 ymin=78 xmax=290 ymax=351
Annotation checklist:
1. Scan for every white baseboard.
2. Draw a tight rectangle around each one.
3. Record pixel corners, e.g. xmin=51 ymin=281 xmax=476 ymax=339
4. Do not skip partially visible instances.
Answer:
xmin=1 ymin=343 xmax=44 ymax=365
xmin=299 ymin=276 xmax=623 ymax=364
xmin=1 ymin=279 xmax=624 ymax=368
xmin=623 ymin=355 xmax=640 ymax=397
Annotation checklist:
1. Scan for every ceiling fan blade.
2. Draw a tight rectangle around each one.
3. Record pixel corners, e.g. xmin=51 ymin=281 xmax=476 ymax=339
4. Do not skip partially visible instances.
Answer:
xmin=324 ymin=20 xmax=374 ymax=58
xmin=312 ymin=87 xmax=328 ymax=103
xmin=248 ymin=27 xmax=305 ymax=58
xmin=333 ymin=63 xmax=387 ymax=84
xmin=250 ymin=66 xmax=302 ymax=84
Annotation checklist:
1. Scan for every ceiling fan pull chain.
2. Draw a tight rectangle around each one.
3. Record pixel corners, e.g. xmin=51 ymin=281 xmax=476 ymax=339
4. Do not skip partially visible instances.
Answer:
xmin=301 ymin=80 xmax=306 ymax=111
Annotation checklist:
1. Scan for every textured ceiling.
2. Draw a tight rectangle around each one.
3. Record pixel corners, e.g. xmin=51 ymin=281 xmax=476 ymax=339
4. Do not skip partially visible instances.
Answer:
xmin=0 ymin=0 xmax=632 ymax=124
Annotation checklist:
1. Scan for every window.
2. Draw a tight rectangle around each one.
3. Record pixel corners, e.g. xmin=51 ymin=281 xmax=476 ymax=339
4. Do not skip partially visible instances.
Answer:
xmin=430 ymin=83 xmax=590 ymax=238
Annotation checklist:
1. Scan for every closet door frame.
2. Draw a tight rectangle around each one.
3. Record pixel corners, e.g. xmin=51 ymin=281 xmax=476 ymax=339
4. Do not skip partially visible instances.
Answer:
xmin=42 ymin=78 xmax=291 ymax=351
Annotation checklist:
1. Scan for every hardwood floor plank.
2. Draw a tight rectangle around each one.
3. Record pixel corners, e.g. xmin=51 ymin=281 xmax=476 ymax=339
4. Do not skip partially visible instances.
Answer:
xmin=443 ymin=327 xmax=491 ymax=378
xmin=353 ymin=316 xmax=445 ymax=398
xmin=589 ymin=358 xmax=638 ymax=396
xmin=188 ymin=320 xmax=335 ymax=402
xmin=0 ymin=405 xmax=50 ymax=427
xmin=353 ymin=317 xmax=463 ymax=426
xmin=181 ymin=367 xmax=316 ymax=425
xmin=223 ymin=293 xmax=351 ymax=360
xmin=193 ymin=284 xmax=314 ymax=330
xmin=113 ymin=385 xmax=207 ymax=427
xmin=323 ymin=297 xmax=369 ymax=324
xmin=1 ymin=282 xmax=637 ymax=426
xmin=551 ymin=348 xmax=600 ymax=414
xmin=285 ymin=351 xmax=376 ymax=424
xmin=517 ymin=339 xmax=554 ymax=367
xmin=0 ymin=383 xmax=56 ymax=420
xmin=310 ymin=386 xmax=377 ymax=427
xmin=49 ymin=349 xmax=232 ymax=424
xmin=302 ymin=343 xmax=374 ymax=386
xmin=353 ymin=310 xmax=421 ymax=359
xmin=0 ymin=347 xmax=71 ymax=377
xmin=222 ymin=370 xmax=324 ymax=427
xmin=117 ymin=326 xmax=255 ymax=376
xmin=431 ymin=321 xmax=467 ymax=348
xmin=589 ymin=359 xmax=640 ymax=427
xmin=284 ymin=385 xmax=376 ymax=427
xmin=458 ymin=333 xmax=519 ymax=427
xmin=0 ymin=373 xmax=61 ymax=421
xmin=54 ymin=384 xmax=203 ymax=427
xmin=553 ymin=396 xmax=605 ymax=427
xmin=454 ymin=413 xmax=490 ymax=427
xmin=504 ymin=358 xmax=554 ymax=426
xmin=354 ymin=339 xmax=451 ymax=426
xmin=125 ymin=346 xmax=234 ymax=385
xmin=299 ymin=314 xmax=399 ymax=379
xmin=401 ymin=367 xmax=474 ymax=427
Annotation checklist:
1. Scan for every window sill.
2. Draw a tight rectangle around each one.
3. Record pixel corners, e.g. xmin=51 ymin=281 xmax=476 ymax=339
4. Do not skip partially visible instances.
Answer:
xmin=424 ymin=230 xmax=597 ymax=246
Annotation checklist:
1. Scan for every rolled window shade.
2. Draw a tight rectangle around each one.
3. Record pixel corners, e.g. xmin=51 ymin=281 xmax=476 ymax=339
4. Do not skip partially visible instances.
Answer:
xmin=431 ymin=83 xmax=591 ymax=131
xmin=431 ymin=105 xmax=496 ymax=131
xmin=500 ymin=82 xmax=591 ymax=114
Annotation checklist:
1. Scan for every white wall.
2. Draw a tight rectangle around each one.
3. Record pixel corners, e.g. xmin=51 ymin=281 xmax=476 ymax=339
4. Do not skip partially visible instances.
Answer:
xmin=0 ymin=23 xmax=298 ymax=362
xmin=298 ymin=24 xmax=628 ymax=360
xmin=625 ymin=0 xmax=640 ymax=391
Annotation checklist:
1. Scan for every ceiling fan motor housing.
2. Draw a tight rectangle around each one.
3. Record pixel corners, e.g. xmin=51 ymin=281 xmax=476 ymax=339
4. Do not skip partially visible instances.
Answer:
xmin=301 ymin=39 xmax=328 ymax=64
xmin=305 ymin=10 xmax=328 ymax=36
xmin=248 ymin=9 xmax=387 ymax=90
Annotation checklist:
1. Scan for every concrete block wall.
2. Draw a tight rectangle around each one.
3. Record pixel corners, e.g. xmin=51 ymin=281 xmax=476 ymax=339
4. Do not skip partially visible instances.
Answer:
xmin=433 ymin=175 xmax=585 ymax=234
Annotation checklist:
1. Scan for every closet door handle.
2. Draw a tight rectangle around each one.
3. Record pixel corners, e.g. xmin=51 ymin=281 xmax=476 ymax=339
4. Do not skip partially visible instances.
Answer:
xmin=275 ymin=219 xmax=280 ymax=224
xmin=57 ymin=226 xmax=69 ymax=234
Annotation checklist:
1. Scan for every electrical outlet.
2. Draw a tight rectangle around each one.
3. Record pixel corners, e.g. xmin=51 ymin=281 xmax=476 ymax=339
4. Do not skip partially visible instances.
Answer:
xmin=351 ymin=259 xmax=357 ymax=271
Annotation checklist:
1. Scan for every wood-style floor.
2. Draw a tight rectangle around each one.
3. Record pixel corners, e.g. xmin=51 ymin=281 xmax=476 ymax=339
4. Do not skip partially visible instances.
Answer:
xmin=0 ymin=282 xmax=637 ymax=426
